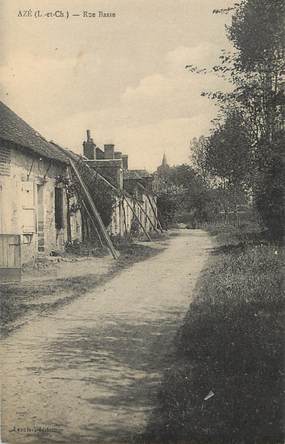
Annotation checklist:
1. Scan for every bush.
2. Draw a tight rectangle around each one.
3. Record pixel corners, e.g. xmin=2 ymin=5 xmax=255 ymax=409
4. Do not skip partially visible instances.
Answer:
xmin=157 ymin=192 xmax=178 ymax=229
xmin=254 ymin=135 xmax=285 ymax=242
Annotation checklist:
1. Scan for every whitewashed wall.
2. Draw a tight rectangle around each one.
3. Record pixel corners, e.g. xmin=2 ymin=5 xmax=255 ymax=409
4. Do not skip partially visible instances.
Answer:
xmin=0 ymin=146 xmax=82 ymax=265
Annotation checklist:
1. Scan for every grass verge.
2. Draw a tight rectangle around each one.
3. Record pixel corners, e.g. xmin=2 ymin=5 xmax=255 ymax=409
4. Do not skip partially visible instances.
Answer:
xmin=143 ymin=223 xmax=284 ymax=444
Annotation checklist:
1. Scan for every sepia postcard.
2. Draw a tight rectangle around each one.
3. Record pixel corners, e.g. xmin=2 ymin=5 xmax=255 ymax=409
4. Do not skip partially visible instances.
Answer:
xmin=0 ymin=1 xmax=284 ymax=443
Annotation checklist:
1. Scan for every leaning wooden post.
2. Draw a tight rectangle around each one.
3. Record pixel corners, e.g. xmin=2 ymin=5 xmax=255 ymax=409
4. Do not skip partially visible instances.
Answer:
xmin=123 ymin=194 xmax=152 ymax=242
xmin=84 ymin=167 xmax=154 ymax=239
xmin=81 ymin=200 xmax=104 ymax=248
xmin=72 ymin=162 xmax=156 ymax=241
xmin=69 ymin=159 xmax=119 ymax=259
xmin=132 ymin=195 xmax=160 ymax=234
xmin=146 ymin=193 xmax=163 ymax=233
xmin=121 ymin=196 xmax=128 ymax=236
xmin=136 ymin=182 xmax=163 ymax=233
xmin=85 ymin=166 xmax=161 ymax=233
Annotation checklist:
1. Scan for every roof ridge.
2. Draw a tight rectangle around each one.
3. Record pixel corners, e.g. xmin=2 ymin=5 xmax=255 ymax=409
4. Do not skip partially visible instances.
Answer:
xmin=0 ymin=100 xmax=68 ymax=164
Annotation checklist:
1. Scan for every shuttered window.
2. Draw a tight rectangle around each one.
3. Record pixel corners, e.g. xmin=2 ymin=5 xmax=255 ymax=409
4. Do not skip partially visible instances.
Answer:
xmin=0 ymin=147 xmax=11 ymax=176
xmin=55 ymin=188 xmax=64 ymax=229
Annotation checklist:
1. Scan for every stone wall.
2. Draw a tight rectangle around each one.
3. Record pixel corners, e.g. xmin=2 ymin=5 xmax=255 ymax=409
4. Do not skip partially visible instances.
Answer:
xmin=0 ymin=146 xmax=82 ymax=265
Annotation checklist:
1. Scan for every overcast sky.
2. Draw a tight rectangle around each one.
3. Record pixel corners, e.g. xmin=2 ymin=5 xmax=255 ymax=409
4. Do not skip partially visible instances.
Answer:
xmin=1 ymin=0 xmax=235 ymax=170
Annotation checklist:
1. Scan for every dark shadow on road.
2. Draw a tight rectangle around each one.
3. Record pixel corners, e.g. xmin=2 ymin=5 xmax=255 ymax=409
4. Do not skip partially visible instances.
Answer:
xmin=31 ymin=310 xmax=184 ymax=443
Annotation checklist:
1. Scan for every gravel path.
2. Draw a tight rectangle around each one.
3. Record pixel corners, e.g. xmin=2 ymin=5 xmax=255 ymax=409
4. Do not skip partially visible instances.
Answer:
xmin=1 ymin=229 xmax=212 ymax=444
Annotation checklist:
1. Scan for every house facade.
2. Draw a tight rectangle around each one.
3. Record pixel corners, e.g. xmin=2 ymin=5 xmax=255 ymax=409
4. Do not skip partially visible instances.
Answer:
xmin=0 ymin=104 xmax=159 ymax=281
xmin=82 ymin=130 xmax=158 ymax=237
xmin=0 ymin=102 xmax=82 ymax=276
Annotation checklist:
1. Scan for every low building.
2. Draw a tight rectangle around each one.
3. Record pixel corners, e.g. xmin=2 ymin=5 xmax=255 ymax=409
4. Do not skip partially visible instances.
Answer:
xmin=82 ymin=130 xmax=158 ymax=237
xmin=0 ymin=105 xmax=159 ymax=281
xmin=123 ymin=169 xmax=157 ymax=235
xmin=0 ymin=101 xmax=82 ymax=279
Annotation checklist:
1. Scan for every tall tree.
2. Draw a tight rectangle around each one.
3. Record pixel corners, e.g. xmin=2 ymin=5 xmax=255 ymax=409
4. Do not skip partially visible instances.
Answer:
xmin=187 ymin=0 xmax=285 ymax=239
xmin=228 ymin=0 xmax=285 ymax=239
xmin=189 ymin=136 xmax=210 ymax=182
xmin=228 ymin=0 xmax=285 ymax=146
xmin=204 ymin=110 xmax=251 ymax=188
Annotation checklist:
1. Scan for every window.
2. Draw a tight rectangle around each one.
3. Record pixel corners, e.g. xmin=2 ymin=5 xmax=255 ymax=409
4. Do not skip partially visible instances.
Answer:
xmin=0 ymin=147 xmax=11 ymax=176
xmin=55 ymin=188 xmax=64 ymax=229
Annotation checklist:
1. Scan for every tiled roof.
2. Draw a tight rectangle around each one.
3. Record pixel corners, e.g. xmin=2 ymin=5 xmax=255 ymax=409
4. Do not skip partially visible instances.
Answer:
xmin=123 ymin=169 xmax=152 ymax=180
xmin=0 ymin=101 xmax=68 ymax=164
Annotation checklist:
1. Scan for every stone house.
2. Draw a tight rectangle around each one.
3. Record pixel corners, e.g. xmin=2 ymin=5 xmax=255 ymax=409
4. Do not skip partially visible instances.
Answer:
xmin=0 ymin=101 xmax=82 ymax=279
xmin=82 ymin=130 xmax=158 ymax=237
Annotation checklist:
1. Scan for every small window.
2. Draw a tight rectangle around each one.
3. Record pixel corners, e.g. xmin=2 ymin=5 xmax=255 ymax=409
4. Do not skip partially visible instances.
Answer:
xmin=55 ymin=188 xmax=64 ymax=229
xmin=0 ymin=147 xmax=11 ymax=176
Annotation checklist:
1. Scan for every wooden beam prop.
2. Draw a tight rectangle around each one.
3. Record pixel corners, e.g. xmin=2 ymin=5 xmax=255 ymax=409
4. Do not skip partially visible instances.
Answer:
xmin=86 ymin=166 xmax=156 ymax=239
xmin=136 ymin=182 xmax=164 ymax=233
xmin=131 ymin=194 xmax=160 ymax=234
xmin=69 ymin=159 xmax=119 ymax=259
xmin=67 ymin=164 xmax=104 ymax=248
xmin=123 ymin=195 xmax=152 ymax=242
xmin=121 ymin=197 xmax=128 ymax=236
xmin=91 ymin=166 xmax=119 ymax=194
xmin=67 ymin=153 xmax=159 ymax=242
xmin=146 ymin=193 xmax=163 ymax=233
xmin=81 ymin=200 xmax=104 ymax=248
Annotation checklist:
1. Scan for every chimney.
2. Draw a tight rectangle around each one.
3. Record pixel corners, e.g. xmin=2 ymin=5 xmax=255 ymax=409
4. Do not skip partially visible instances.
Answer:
xmin=122 ymin=154 xmax=128 ymax=170
xmin=104 ymin=144 xmax=115 ymax=159
xmin=83 ymin=129 xmax=96 ymax=159
xmin=114 ymin=151 xmax=122 ymax=159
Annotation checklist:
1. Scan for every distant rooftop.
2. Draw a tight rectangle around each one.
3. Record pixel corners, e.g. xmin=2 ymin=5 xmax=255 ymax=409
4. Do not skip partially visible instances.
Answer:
xmin=123 ymin=169 xmax=152 ymax=180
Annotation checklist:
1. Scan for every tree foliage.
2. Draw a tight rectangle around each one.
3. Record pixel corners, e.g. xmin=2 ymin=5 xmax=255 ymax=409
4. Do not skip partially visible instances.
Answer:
xmin=228 ymin=0 xmax=285 ymax=73
xmin=187 ymin=0 xmax=285 ymax=239
xmin=155 ymin=164 xmax=231 ymax=227
xmin=205 ymin=110 xmax=251 ymax=187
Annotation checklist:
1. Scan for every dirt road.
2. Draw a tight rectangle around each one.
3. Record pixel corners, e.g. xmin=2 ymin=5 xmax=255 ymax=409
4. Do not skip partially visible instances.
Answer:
xmin=1 ymin=230 xmax=212 ymax=444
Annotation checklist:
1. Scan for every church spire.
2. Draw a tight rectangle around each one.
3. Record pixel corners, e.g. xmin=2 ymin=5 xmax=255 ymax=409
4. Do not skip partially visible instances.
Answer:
xmin=156 ymin=152 xmax=170 ymax=175
xmin=161 ymin=152 xmax=168 ymax=168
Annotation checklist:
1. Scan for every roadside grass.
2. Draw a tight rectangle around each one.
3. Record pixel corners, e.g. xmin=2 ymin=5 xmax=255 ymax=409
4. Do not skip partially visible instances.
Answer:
xmin=0 ymin=238 xmax=165 ymax=337
xmin=143 ymin=223 xmax=284 ymax=444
